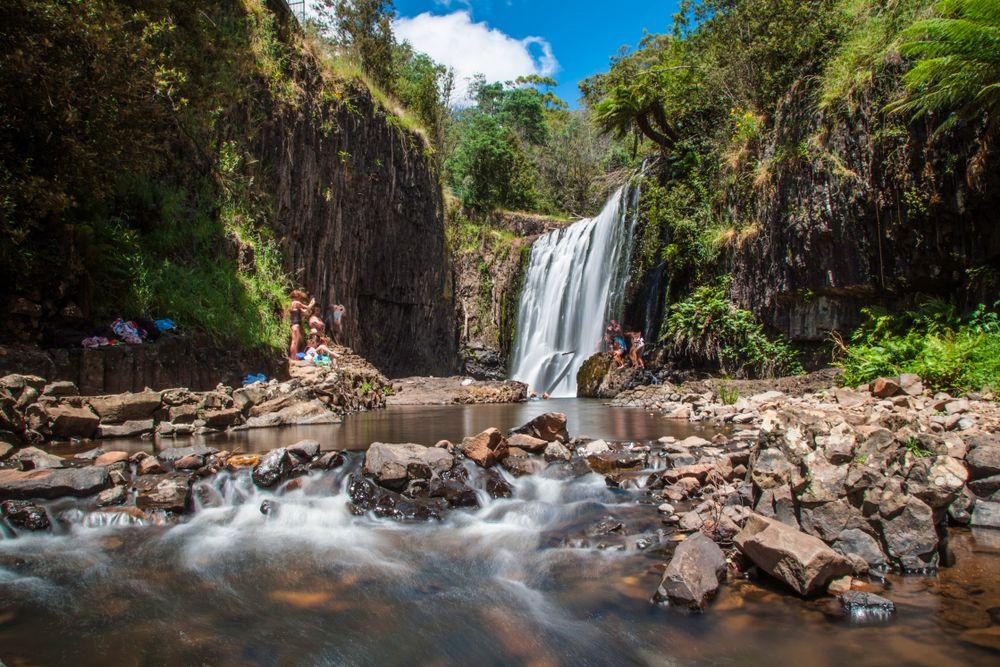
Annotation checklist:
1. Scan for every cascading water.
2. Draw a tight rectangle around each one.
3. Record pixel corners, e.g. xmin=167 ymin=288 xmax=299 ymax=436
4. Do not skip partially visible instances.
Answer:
xmin=509 ymin=183 xmax=640 ymax=397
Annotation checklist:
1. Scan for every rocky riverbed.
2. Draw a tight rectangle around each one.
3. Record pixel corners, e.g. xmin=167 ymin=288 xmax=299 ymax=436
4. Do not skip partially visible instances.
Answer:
xmin=3 ymin=371 xmax=1000 ymax=617
xmin=386 ymin=375 xmax=527 ymax=406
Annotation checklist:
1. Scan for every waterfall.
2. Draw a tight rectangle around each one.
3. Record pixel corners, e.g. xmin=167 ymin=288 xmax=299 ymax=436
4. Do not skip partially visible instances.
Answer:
xmin=509 ymin=183 xmax=640 ymax=398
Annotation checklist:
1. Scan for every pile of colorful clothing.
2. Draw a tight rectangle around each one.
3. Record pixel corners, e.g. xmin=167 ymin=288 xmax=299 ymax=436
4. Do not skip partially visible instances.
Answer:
xmin=80 ymin=317 xmax=175 ymax=348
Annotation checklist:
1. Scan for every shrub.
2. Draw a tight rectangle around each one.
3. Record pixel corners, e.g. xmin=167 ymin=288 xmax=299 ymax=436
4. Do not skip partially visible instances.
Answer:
xmin=662 ymin=282 xmax=802 ymax=377
xmin=834 ymin=299 xmax=1000 ymax=392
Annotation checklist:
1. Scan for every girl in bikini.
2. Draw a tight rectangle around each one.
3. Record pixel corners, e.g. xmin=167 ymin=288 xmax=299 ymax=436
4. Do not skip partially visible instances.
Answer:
xmin=288 ymin=290 xmax=315 ymax=360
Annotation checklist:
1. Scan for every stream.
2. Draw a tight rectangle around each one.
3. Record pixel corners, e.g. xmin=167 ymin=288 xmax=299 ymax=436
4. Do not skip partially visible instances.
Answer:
xmin=2 ymin=401 xmax=999 ymax=665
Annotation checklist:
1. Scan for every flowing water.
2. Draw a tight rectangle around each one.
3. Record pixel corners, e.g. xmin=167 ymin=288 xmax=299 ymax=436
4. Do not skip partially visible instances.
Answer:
xmin=1 ymin=448 xmax=999 ymax=665
xmin=509 ymin=185 xmax=639 ymax=398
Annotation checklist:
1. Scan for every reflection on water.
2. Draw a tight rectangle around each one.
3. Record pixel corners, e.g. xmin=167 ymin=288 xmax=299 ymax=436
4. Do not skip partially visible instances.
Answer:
xmin=68 ymin=398 xmax=722 ymax=455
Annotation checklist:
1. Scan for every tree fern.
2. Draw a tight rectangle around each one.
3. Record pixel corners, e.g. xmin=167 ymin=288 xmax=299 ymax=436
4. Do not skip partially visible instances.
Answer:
xmin=888 ymin=0 xmax=1000 ymax=129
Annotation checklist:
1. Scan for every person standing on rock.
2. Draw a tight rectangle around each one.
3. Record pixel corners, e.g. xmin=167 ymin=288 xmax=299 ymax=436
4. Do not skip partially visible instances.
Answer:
xmin=309 ymin=305 xmax=326 ymax=336
xmin=629 ymin=332 xmax=645 ymax=369
xmin=288 ymin=290 xmax=314 ymax=360
xmin=328 ymin=304 xmax=346 ymax=344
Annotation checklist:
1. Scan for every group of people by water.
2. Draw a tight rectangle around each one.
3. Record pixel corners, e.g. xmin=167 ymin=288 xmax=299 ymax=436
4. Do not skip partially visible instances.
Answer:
xmin=288 ymin=290 xmax=345 ymax=364
xmin=604 ymin=319 xmax=645 ymax=369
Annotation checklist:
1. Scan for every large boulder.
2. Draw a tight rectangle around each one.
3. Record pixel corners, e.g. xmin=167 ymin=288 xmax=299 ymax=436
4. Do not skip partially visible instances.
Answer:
xmin=657 ymin=533 xmax=727 ymax=611
xmin=586 ymin=450 xmax=645 ymax=474
xmin=461 ymin=428 xmax=509 ymax=468
xmin=833 ymin=528 xmax=888 ymax=571
xmin=364 ymin=443 xmax=454 ymax=490
xmin=965 ymin=436 xmax=1000 ymax=479
xmin=86 ymin=391 xmax=161 ymax=424
xmin=135 ymin=473 xmax=192 ymax=512
xmin=509 ymin=412 xmax=568 ymax=444
xmin=734 ymin=513 xmax=853 ymax=596
xmin=97 ymin=419 xmax=155 ymax=439
xmin=43 ymin=403 xmax=100 ymax=439
xmin=904 ymin=455 xmax=967 ymax=509
xmin=13 ymin=446 xmax=65 ymax=470
xmin=347 ymin=474 xmax=445 ymax=521
xmin=750 ymin=448 xmax=796 ymax=490
xmin=0 ymin=466 xmax=110 ymax=499
xmin=506 ymin=433 xmax=548 ymax=454
xmin=878 ymin=496 xmax=939 ymax=570
xmin=251 ymin=448 xmax=292 ymax=488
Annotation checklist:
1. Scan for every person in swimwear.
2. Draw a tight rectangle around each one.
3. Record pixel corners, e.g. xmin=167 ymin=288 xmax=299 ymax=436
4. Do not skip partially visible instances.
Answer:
xmin=288 ymin=290 xmax=314 ymax=360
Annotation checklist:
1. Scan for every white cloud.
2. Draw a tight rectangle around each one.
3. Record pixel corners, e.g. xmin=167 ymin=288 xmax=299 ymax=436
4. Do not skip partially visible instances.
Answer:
xmin=393 ymin=11 xmax=559 ymax=105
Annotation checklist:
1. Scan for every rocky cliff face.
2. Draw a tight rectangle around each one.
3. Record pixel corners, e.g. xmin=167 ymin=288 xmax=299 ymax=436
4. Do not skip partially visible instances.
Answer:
xmin=727 ymin=83 xmax=1000 ymax=341
xmin=259 ymin=83 xmax=457 ymax=377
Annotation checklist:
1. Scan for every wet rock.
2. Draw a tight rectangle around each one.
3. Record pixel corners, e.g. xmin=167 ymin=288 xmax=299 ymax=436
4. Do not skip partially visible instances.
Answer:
xmin=346 ymin=474 xmax=444 ymax=521
xmin=948 ymin=487 xmax=977 ymax=524
xmin=580 ymin=439 xmax=610 ymax=456
xmin=159 ymin=445 xmax=218 ymax=464
xmin=506 ymin=433 xmax=548 ymax=454
xmin=14 ymin=446 xmax=65 ymax=470
xmin=586 ymin=450 xmax=645 ymax=474
xmin=135 ymin=472 xmax=191 ymax=512
xmin=364 ymin=442 xmax=454 ymax=490
xmin=94 ymin=451 xmax=130 ymax=466
xmin=1 ymin=499 xmax=50 ymax=530
xmin=87 ymin=392 xmax=161 ymax=424
xmin=588 ymin=517 xmax=624 ymax=536
xmin=543 ymin=442 xmax=571 ymax=462
xmin=0 ymin=466 xmax=110 ymax=499
xmin=202 ymin=408 xmax=242 ymax=430
xmin=96 ymin=485 xmax=128 ymax=507
xmin=833 ymin=528 xmax=888 ymax=571
xmin=484 ymin=469 xmax=513 ymax=499
xmin=501 ymin=450 xmax=543 ymax=477
xmin=971 ymin=500 xmax=1000 ymax=529
xmin=74 ymin=447 xmax=104 ymax=461
xmin=428 ymin=475 xmax=479 ymax=508
xmin=260 ymin=499 xmax=279 ymax=516
xmin=734 ymin=513 xmax=853 ymax=596
xmin=460 ymin=428 xmax=508 ymax=468
xmin=97 ymin=419 xmax=154 ymax=439
xmin=173 ymin=454 xmax=204 ymax=470
xmin=509 ymin=412 xmax=568 ymax=443
xmin=658 ymin=533 xmax=727 ymax=611
xmin=138 ymin=456 xmax=166 ymax=475
xmin=251 ymin=448 xmax=292 ymax=488
xmin=287 ymin=439 xmax=320 ymax=461
xmin=878 ymin=496 xmax=939 ymax=571
xmin=965 ymin=436 xmax=1000 ymax=479
xmin=840 ymin=590 xmax=895 ymax=622
xmin=311 ymin=451 xmax=345 ymax=470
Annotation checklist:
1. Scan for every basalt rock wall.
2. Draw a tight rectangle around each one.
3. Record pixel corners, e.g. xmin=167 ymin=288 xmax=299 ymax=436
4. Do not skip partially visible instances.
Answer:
xmin=260 ymin=86 xmax=457 ymax=377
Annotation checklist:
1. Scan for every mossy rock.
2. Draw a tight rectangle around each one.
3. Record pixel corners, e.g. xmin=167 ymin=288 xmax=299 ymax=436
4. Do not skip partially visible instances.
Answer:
xmin=577 ymin=353 xmax=612 ymax=398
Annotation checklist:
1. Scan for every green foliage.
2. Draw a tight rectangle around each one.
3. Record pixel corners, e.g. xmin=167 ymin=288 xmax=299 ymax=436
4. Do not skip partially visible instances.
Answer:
xmin=315 ymin=0 xmax=396 ymax=90
xmin=391 ymin=42 xmax=453 ymax=149
xmin=445 ymin=113 xmax=538 ymax=212
xmin=889 ymin=0 xmax=1000 ymax=130
xmin=663 ymin=282 xmax=802 ymax=377
xmin=835 ymin=299 xmax=1000 ymax=392
xmin=905 ymin=436 xmax=934 ymax=458
xmin=717 ymin=383 xmax=740 ymax=405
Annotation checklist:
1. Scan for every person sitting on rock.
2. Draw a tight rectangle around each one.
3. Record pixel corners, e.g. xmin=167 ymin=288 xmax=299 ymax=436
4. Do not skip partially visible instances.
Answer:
xmin=612 ymin=341 xmax=626 ymax=369
xmin=288 ymin=290 xmax=315 ymax=360
xmin=304 ymin=332 xmax=338 ymax=364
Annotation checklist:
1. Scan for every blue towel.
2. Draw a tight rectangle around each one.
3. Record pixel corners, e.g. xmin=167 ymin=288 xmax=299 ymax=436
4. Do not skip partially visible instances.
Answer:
xmin=155 ymin=318 xmax=176 ymax=332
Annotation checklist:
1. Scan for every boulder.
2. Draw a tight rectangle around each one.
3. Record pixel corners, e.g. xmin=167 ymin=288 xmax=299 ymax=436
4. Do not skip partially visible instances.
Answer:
xmin=428 ymin=472 xmax=480 ymax=509
xmin=586 ymin=450 xmax=645 ymax=474
xmin=878 ymin=496 xmax=939 ymax=570
xmin=501 ymin=450 xmax=544 ymax=477
xmin=97 ymin=485 xmax=128 ymax=506
xmin=543 ymin=442 xmax=572 ymax=462
xmin=45 ymin=403 xmax=100 ymax=439
xmin=173 ymin=454 xmax=204 ymax=470
xmin=97 ymin=419 xmax=155 ymax=439
xmin=42 ymin=381 xmax=79 ymax=397
xmin=898 ymin=373 xmax=924 ymax=397
xmin=460 ymin=428 xmax=508 ymax=468
xmin=202 ymin=408 xmax=242 ymax=430
xmin=251 ymin=448 xmax=292 ymax=488
xmin=287 ymin=439 xmax=321 ymax=461
xmin=965 ymin=436 xmax=1000 ymax=479
xmin=657 ymin=533 xmax=727 ymax=611
xmin=870 ymin=377 xmax=901 ymax=398
xmin=971 ymin=500 xmax=1000 ymax=530
xmin=799 ymin=499 xmax=866 ymax=543
xmin=750 ymin=448 xmax=795 ymax=490
xmin=580 ymin=439 xmax=611 ymax=456
xmin=484 ymin=469 xmax=513 ymax=499
xmin=969 ymin=474 xmax=1000 ymax=498
xmin=159 ymin=445 xmax=218 ymax=463
xmin=86 ymin=392 xmax=161 ymax=424
xmin=135 ymin=473 xmax=192 ymax=512
xmin=94 ymin=451 xmax=130 ymax=466
xmin=14 ymin=446 xmax=65 ymax=470
xmin=226 ymin=453 xmax=260 ymax=469
xmin=0 ymin=499 xmax=50 ymax=530
xmin=0 ymin=466 xmax=110 ymax=499
xmin=312 ymin=451 xmax=345 ymax=470
xmin=138 ymin=456 xmax=166 ymax=475
xmin=509 ymin=412 xmax=568 ymax=443
xmin=506 ymin=433 xmax=548 ymax=453
xmin=346 ymin=474 xmax=445 ymax=521
xmin=833 ymin=528 xmax=888 ymax=570
xmin=734 ymin=513 xmax=853 ymax=596
xmin=905 ymin=455 xmax=967 ymax=509
xmin=841 ymin=590 xmax=895 ymax=621
xmin=364 ymin=442 xmax=454 ymax=490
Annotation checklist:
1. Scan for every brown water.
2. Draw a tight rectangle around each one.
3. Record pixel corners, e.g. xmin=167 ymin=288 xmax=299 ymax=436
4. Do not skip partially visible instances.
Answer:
xmin=3 ymin=401 xmax=999 ymax=665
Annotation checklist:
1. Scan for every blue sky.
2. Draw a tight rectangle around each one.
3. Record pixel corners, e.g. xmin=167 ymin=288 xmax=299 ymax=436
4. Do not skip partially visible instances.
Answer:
xmin=390 ymin=0 xmax=682 ymax=107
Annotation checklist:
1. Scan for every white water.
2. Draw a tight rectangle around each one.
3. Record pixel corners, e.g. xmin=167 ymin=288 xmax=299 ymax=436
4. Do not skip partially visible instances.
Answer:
xmin=509 ymin=185 xmax=639 ymax=397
